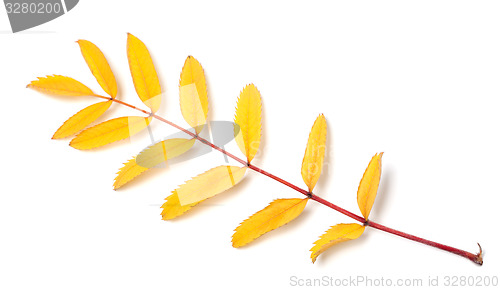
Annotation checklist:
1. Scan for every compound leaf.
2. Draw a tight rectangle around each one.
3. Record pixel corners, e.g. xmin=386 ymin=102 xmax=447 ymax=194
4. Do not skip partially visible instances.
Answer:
xmin=232 ymin=198 xmax=308 ymax=248
xmin=357 ymin=152 xmax=383 ymax=220
xmin=301 ymin=114 xmax=327 ymax=192
xmin=234 ymin=84 xmax=262 ymax=163
xmin=70 ymin=116 xmax=151 ymax=150
xmin=53 ymin=100 xmax=112 ymax=139
xmin=127 ymin=33 xmax=161 ymax=112
xmin=310 ymin=223 xmax=365 ymax=263
xmin=77 ymin=39 xmax=117 ymax=98
xmin=179 ymin=56 xmax=208 ymax=134
xmin=27 ymin=75 xmax=94 ymax=97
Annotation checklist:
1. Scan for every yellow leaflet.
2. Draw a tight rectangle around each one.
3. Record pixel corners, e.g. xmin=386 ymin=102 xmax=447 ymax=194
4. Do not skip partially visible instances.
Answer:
xmin=179 ymin=56 xmax=208 ymax=134
xmin=234 ymin=84 xmax=262 ymax=163
xmin=161 ymin=191 xmax=202 ymax=220
xmin=70 ymin=116 xmax=151 ymax=150
xmin=357 ymin=152 xmax=383 ymax=220
xmin=160 ymin=166 xmax=247 ymax=219
xmin=53 ymin=100 xmax=112 ymax=139
xmin=135 ymin=138 xmax=196 ymax=168
xmin=310 ymin=223 xmax=365 ymax=263
xmin=77 ymin=40 xmax=118 ymax=98
xmin=176 ymin=165 xmax=247 ymax=205
xmin=27 ymin=75 xmax=94 ymax=97
xmin=232 ymin=198 xmax=308 ymax=248
xmin=301 ymin=114 xmax=327 ymax=192
xmin=127 ymin=33 xmax=162 ymax=112
xmin=161 ymin=167 xmax=245 ymax=219
xmin=113 ymin=158 xmax=148 ymax=190
xmin=113 ymin=138 xmax=196 ymax=189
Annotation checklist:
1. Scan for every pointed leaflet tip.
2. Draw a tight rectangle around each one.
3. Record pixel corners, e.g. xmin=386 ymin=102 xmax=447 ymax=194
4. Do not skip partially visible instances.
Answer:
xmin=310 ymin=223 xmax=365 ymax=263
xmin=161 ymin=190 xmax=201 ymax=220
xmin=113 ymin=138 xmax=197 ymax=189
xmin=113 ymin=158 xmax=148 ymax=190
xmin=27 ymin=75 xmax=95 ymax=97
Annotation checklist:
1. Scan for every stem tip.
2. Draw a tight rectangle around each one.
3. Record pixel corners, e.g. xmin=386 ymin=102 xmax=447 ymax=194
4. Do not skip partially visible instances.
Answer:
xmin=474 ymin=243 xmax=483 ymax=266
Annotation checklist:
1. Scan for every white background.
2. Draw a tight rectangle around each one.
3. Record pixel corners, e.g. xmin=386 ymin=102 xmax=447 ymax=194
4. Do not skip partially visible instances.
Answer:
xmin=1 ymin=1 xmax=499 ymax=289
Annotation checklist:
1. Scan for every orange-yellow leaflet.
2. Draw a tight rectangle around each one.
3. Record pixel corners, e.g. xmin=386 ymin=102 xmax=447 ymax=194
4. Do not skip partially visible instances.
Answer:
xmin=113 ymin=138 xmax=196 ymax=190
xmin=27 ymin=75 xmax=95 ymax=97
xmin=70 ymin=116 xmax=151 ymax=150
xmin=113 ymin=158 xmax=148 ymax=190
xmin=77 ymin=39 xmax=117 ymax=98
xmin=161 ymin=165 xmax=247 ymax=219
xmin=234 ymin=84 xmax=262 ymax=163
xmin=53 ymin=100 xmax=112 ymax=139
xmin=176 ymin=165 xmax=247 ymax=205
xmin=161 ymin=191 xmax=203 ymax=220
xmin=232 ymin=198 xmax=308 ymax=248
xmin=357 ymin=152 xmax=383 ymax=220
xmin=179 ymin=56 xmax=208 ymax=134
xmin=301 ymin=114 xmax=327 ymax=192
xmin=310 ymin=223 xmax=365 ymax=263
xmin=127 ymin=33 xmax=161 ymax=112
xmin=135 ymin=138 xmax=196 ymax=168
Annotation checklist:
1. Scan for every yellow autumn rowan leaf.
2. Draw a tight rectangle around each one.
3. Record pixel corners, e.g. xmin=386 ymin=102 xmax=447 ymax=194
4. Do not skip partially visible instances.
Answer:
xmin=357 ymin=152 xmax=383 ymax=220
xmin=179 ymin=56 xmax=208 ymax=134
xmin=301 ymin=114 xmax=327 ymax=192
xmin=234 ymin=84 xmax=262 ymax=163
xmin=161 ymin=166 xmax=247 ymax=219
xmin=113 ymin=157 xmax=148 ymax=190
xmin=176 ymin=165 xmax=247 ymax=205
xmin=310 ymin=223 xmax=365 ymax=263
xmin=127 ymin=33 xmax=161 ymax=112
xmin=77 ymin=40 xmax=117 ymax=98
xmin=70 ymin=116 xmax=151 ymax=150
xmin=27 ymin=75 xmax=95 ymax=97
xmin=232 ymin=198 xmax=308 ymax=248
xmin=113 ymin=138 xmax=196 ymax=189
xmin=52 ymin=100 xmax=112 ymax=139
xmin=161 ymin=190 xmax=203 ymax=220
